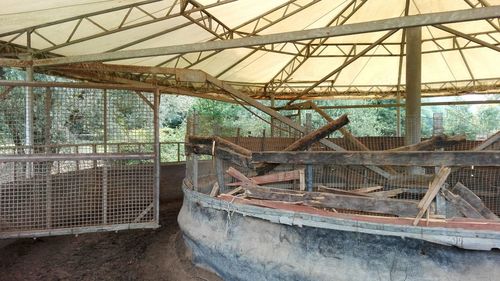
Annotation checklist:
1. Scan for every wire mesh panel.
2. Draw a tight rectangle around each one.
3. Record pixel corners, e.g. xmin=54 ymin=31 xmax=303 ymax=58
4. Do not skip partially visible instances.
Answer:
xmin=0 ymin=84 xmax=158 ymax=239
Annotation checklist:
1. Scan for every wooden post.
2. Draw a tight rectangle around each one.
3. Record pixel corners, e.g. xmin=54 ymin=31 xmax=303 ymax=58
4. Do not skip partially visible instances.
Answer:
xmin=306 ymin=164 xmax=313 ymax=192
xmin=193 ymin=155 xmax=199 ymax=191
xmin=236 ymin=128 xmax=241 ymax=144
xmin=215 ymin=157 xmax=225 ymax=191
xmin=177 ymin=142 xmax=181 ymax=162
xmin=260 ymin=129 xmax=266 ymax=151
xmin=75 ymin=145 xmax=80 ymax=171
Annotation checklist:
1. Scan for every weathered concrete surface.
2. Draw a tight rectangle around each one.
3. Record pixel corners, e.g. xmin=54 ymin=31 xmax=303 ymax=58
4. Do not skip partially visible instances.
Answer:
xmin=178 ymin=191 xmax=500 ymax=281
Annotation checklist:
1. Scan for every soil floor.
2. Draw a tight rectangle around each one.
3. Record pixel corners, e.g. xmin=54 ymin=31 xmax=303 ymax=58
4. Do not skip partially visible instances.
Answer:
xmin=0 ymin=201 xmax=221 ymax=281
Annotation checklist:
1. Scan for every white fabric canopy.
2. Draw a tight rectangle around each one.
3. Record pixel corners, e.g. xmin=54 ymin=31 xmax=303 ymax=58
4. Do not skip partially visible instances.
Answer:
xmin=1 ymin=0 xmax=499 ymax=99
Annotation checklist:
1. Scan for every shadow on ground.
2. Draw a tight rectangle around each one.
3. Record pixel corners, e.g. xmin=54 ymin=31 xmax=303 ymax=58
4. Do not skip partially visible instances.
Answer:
xmin=0 ymin=201 xmax=221 ymax=281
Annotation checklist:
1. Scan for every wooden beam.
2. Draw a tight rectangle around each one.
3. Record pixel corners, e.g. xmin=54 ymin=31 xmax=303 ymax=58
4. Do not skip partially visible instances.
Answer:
xmin=33 ymin=6 xmax=500 ymax=66
xmin=389 ymin=134 xmax=466 ymax=151
xmin=206 ymin=74 xmax=392 ymax=178
xmin=0 ymin=79 xmax=156 ymax=91
xmin=368 ymin=188 xmax=407 ymax=198
xmin=450 ymin=182 xmax=498 ymax=220
xmin=351 ymin=186 xmax=384 ymax=193
xmin=413 ymin=167 xmax=452 ymax=225
xmin=441 ymin=188 xmax=484 ymax=219
xmin=251 ymin=151 xmax=500 ymax=166
xmin=226 ymin=166 xmax=258 ymax=186
xmin=244 ymin=185 xmax=420 ymax=217
xmin=473 ymin=131 xmax=499 ymax=151
xmin=210 ymin=182 xmax=220 ymax=197
xmin=308 ymin=101 xmax=398 ymax=175
xmin=256 ymin=114 xmax=349 ymax=174
xmin=226 ymin=169 xmax=302 ymax=187
xmin=317 ymin=185 xmax=371 ymax=197
xmin=186 ymin=144 xmax=252 ymax=168
xmin=188 ymin=136 xmax=252 ymax=157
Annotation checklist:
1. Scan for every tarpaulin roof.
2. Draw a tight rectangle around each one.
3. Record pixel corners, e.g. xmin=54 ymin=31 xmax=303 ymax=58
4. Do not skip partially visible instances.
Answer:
xmin=1 ymin=0 xmax=499 ymax=99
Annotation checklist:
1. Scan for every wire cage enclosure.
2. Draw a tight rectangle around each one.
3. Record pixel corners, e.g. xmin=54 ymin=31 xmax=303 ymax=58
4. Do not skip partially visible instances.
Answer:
xmin=0 ymin=82 xmax=160 ymax=239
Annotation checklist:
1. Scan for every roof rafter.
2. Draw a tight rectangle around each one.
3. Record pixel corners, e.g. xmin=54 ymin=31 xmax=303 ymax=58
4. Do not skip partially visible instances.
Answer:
xmin=286 ymin=29 xmax=399 ymax=104
xmin=265 ymin=0 xmax=369 ymax=93
xmin=154 ymin=0 xmax=321 ymax=69
xmin=31 ymin=6 xmax=500 ymax=66
xmin=0 ymin=0 xmax=234 ymax=56
xmin=462 ymin=0 xmax=500 ymax=32
xmin=434 ymin=24 xmax=500 ymax=52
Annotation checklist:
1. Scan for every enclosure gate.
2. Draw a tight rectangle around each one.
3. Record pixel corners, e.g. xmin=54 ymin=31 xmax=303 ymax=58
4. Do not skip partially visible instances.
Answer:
xmin=0 ymin=82 xmax=160 ymax=238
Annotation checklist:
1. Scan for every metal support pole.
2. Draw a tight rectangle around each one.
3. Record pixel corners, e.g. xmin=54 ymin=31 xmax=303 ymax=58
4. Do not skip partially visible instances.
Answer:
xmin=405 ymin=27 xmax=422 ymax=174
xmin=405 ymin=27 xmax=422 ymax=146
xmin=102 ymin=89 xmax=108 ymax=224
xmin=103 ymin=89 xmax=108 ymax=153
xmin=153 ymin=88 xmax=160 ymax=224
xmin=45 ymin=87 xmax=52 ymax=228
xmin=25 ymin=30 xmax=34 ymax=178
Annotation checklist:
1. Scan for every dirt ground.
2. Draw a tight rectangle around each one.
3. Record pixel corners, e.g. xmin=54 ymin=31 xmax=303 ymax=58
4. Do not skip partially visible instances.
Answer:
xmin=0 ymin=201 xmax=221 ymax=281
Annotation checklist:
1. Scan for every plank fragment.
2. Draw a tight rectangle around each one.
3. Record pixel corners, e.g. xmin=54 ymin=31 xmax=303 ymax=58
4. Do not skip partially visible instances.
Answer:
xmin=450 ymin=182 xmax=498 ymax=220
xmin=210 ymin=182 xmax=220 ymax=197
xmin=244 ymin=185 xmax=419 ymax=217
xmin=413 ymin=167 xmax=451 ymax=226
xmin=318 ymin=185 xmax=371 ymax=197
xmin=351 ymin=186 xmax=384 ymax=193
xmin=226 ymin=169 xmax=302 ymax=186
xmin=256 ymin=114 xmax=349 ymax=174
xmin=441 ymin=189 xmax=483 ymax=219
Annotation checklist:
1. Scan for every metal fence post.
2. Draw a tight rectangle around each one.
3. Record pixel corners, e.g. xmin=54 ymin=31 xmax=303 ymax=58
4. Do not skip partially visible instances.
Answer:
xmin=153 ymin=88 xmax=161 ymax=224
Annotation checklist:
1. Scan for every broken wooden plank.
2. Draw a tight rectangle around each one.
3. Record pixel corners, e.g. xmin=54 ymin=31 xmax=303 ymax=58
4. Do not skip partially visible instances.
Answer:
xmin=390 ymin=134 xmax=466 ymax=151
xmin=368 ymin=188 xmax=407 ymax=198
xmin=226 ymin=166 xmax=257 ymax=186
xmin=307 ymin=101 xmax=398 ymax=175
xmin=318 ymin=185 xmax=371 ymax=197
xmin=188 ymin=136 xmax=252 ymax=156
xmin=441 ymin=188 xmax=483 ymax=219
xmin=450 ymin=182 xmax=498 ymax=220
xmin=244 ymin=185 xmax=419 ymax=217
xmin=226 ymin=169 xmax=302 ymax=186
xmin=299 ymin=169 xmax=305 ymax=191
xmin=413 ymin=167 xmax=452 ymax=225
xmin=351 ymin=186 xmax=384 ymax=193
xmin=210 ymin=182 xmax=220 ymax=197
xmin=187 ymin=144 xmax=252 ymax=168
xmin=252 ymin=151 xmax=500 ymax=166
xmin=224 ymin=186 xmax=244 ymax=196
xmin=218 ymin=194 xmax=500 ymax=233
xmin=473 ymin=131 xmax=499 ymax=151
xmin=256 ymin=114 xmax=349 ymax=174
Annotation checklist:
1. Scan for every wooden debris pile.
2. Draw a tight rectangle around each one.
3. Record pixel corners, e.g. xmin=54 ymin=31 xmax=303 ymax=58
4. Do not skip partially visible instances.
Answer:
xmin=187 ymin=116 xmax=499 ymax=224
